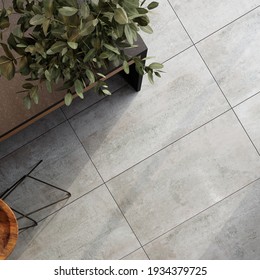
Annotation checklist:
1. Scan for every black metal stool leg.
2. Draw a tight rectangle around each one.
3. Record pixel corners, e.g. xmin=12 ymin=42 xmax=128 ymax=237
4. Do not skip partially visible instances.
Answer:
xmin=2 ymin=160 xmax=71 ymax=230
xmin=0 ymin=160 xmax=42 ymax=200
xmin=12 ymin=208 xmax=38 ymax=231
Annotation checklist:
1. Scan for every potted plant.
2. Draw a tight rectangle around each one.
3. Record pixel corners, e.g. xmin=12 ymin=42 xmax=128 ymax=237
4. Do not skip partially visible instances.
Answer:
xmin=0 ymin=0 xmax=163 ymax=109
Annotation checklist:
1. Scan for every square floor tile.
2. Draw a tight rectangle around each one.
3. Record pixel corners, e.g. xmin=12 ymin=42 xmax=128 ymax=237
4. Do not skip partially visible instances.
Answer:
xmin=197 ymin=9 xmax=260 ymax=106
xmin=144 ymin=179 xmax=260 ymax=259
xmin=0 ymin=109 xmax=65 ymax=159
xmin=0 ymin=122 xmax=103 ymax=206
xmin=235 ymin=93 xmax=260 ymax=152
xmin=140 ymin=0 xmax=192 ymax=62
xmin=122 ymin=249 xmax=149 ymax=260
xmin=9 ymin=186 xmax=140 ymax=259
xmin=107 ymin=111 xmax=260 ymax=244
xmin=70 ymin=47 xmax=229 ymax=181
xmin=170 ymin=0 xmax=260 ymax=42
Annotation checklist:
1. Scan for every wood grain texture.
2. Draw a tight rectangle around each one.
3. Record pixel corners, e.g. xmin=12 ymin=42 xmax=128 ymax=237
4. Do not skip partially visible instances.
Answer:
xmin=0 ymin=199 xmax=18 ymax=260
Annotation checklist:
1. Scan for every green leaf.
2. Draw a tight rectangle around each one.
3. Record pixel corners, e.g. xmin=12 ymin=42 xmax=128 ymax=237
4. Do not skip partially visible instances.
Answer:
xmin=99 ymin=51 xmax=110 ymax=59
xmin=140 ymin=25 xmax=153 ymax=34
xmin=134 ymin=15 xmax=149 ymax=26
xmin=83 ymin=49 xmax=96 ymax=62
xmin=25 ymin=45 xmax=36 ymax=55
xmin=42 ymin=19 xmax=51 ymax=36
xmin=19 ymin=56 xmax=28 ymax=70
xmin=147 ymin=2 xmax=159 ymax=10
xmin=30 ymin=14 xmax=46 ymax=26
xmin=104 ymin=43 xmax=120 ymax=55
xmin=124 ymin=25 xmax=134 ymax=45
xmin=79 ymin=20 xmax=96 ymax=37
xmin=29 ymin=86 xmax=39 ymax=104
xmin=22 ymin=83 xmax=34 ymax=89
xmin=149 ymin=62 xmax=164 ymax=70
xmin=102 ymin=89 xmax=112 ymax=96
xmin=80 ymin=3 xmax=90 ymax=19
xmin=46 ymin=80 xmax=52 ymax=93
xmin=58 ymin=7 xmax=78 ymax=17
xmin=155 ymin=72 xmax=161 ymax=78
xmin=45 ymin=70 xmax=52 ymax=81
xmin=23 ymin=96 xmax=32 ymax=110
xmin=136 ymin=8 xmax=148 ymax=14
xmin=0 ymin=17 xmax=10 ymax=30
xmin=44 ymin=0 xmax=54 ymax=18
xmin=64 ymin=92 xmax=73 ymax=106
xmin=74 ymin=79 xmax=84 ymax=95
xmin=47 ymin=41 xmax=67 ymax=54
xmin=123 ymin=60 xmax=130 ymax=74
xmin=0 ymin=56 xmax=15 ymax=80
xmin=35 ymin=43 xmax=45 ymax=56
xmin=148 ymin=71 xmax=154 ymax=84
xmin=97 ymin=73 xmax=106 ymax=79
xmin=85 ymin=69 xmax=95 ymax=84
xmin=0 ymin=43 xmax=15 ymax=61
xmin=114 ymin=7 xmax=128 ymax=25
xmin=17 ymin=44 xmax=27 ymax=48
xmin=61 ymin=47 xmax=68 ymax=56
xmin=68 ymin=42 xmax=78 ymax=50
xmin=124 ymin=0 xmax=140 ymax=9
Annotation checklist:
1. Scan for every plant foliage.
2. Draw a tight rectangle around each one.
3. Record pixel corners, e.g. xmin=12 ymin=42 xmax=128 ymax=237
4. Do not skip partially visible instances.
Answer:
xmin=0 ymin=0 xmax=163 ymax=108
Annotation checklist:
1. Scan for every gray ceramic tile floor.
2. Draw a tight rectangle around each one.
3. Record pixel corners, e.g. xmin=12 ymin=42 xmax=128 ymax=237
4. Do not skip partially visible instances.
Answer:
xmin=1 ymin=1 xmax=260 ymax=260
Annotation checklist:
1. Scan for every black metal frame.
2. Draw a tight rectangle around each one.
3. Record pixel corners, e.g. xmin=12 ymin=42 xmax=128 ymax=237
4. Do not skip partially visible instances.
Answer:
xmin=121 ymin=37 xmax=148 ymax=92
xmin=0 ymin=160 xmax=71 ymax=231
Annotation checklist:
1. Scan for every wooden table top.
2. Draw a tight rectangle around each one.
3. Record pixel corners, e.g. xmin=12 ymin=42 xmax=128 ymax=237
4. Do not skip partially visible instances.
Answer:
xmin=0 ymin=199 xmax=18 ymax=260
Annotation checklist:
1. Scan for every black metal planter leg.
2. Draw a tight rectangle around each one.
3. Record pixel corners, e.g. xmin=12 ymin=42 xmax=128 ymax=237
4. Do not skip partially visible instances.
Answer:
xmin=121 ymin=48 xmax=148 ymax=92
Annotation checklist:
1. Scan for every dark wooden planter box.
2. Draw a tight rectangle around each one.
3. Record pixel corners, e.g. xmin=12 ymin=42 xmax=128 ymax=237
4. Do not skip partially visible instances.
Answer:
xmin=0 ymin=30 xmax=147 ymax=142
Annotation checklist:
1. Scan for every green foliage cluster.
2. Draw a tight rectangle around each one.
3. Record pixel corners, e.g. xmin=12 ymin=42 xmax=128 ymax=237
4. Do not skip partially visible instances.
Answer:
xmin=0 ymin=0 xmax=163 ymax=108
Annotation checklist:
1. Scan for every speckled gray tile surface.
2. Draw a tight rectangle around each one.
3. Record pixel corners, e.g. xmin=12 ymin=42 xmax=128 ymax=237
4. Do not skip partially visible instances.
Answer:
xmin=9 ymin=186 xmax=140 ymax=260
xmin=107 ymin=111 xmax=260 ymax=244
xmin=1 ymin=0 xmax=260 ymax=261
xmin=70 ymin=47 xmax=229 ymax=181
xmin=0 ymin=109 xmax=65 ymax=159
xmin=144 ymin=179 xmax=260 ymax=259
xmin=141 ymin=0 xmax=192 ymax=62
xmin=197 ymin=9 xmax=260 ymax=106
xmin=122 ymin=248 xmax=149 ymax=260
xmin=170 ymin=0 xmax=260 ymax=42
xmin=0 ymin=122 xmax=103 ymax=204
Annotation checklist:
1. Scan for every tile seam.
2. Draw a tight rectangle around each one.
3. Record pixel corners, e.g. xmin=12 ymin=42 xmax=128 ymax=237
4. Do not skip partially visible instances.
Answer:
xmin=142 ymin=176 xmax=260 ymax=248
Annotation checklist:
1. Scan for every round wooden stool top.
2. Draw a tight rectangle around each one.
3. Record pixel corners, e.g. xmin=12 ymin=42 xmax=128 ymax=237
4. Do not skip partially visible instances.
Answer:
xmin=0 ymin=199 xmax=18 ymax=260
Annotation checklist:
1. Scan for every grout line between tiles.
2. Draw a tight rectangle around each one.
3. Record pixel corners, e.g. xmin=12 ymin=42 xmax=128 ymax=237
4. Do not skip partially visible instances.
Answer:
xmin=120 ymin=247 xmax=145 ymax=260
xmin=60 ymin=107 xmax=67 ymax=120
xmin=167 ymin=1 xmax=260 ymax=157
xmin=232 ymin=111 xmax=260 ymax=155
xmin=232 ymin=90 xmax=260 ymax=108
xmin=105 ymin=108 xmax=231 ymax=184
xmin=194 ymin=5 xmax=260 ymax=44
xmin=142 ymin=176 xmax=260 ymax=248
xmin=195 ymin=48 xmax=260 ymax=156
xmin=2 ymin=3 xmax=259 ymax=161
xmin=0 ymin=83 xmax=126 ymax=161
xmin=35 ymin=182 xmax=105 ymax=224
xmin=162 ymin=45 xmax=194 ymax=64
xmin=166 ymin=0 xmax=260 ymax=44
xmin=0 ymin=117 xmax=68 ymax=161
xmin=66 ymin=83 xmax=128 ymax=121
xmin=66 ymin=120 xmax=150 ymax=260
